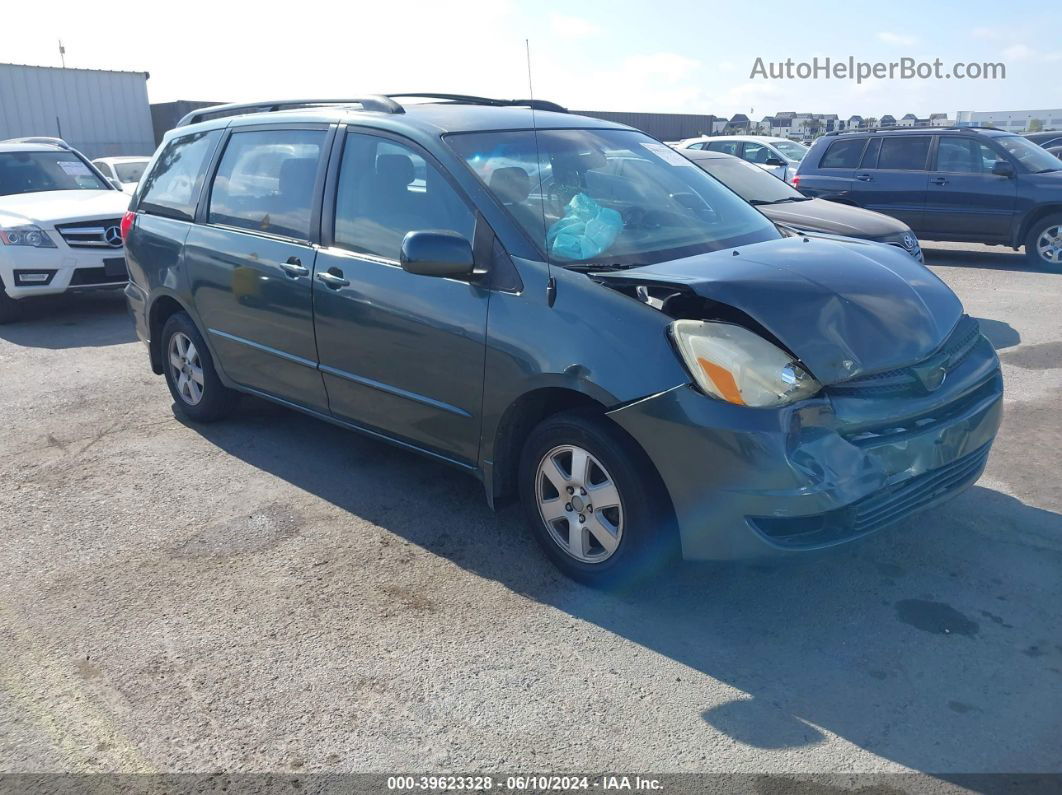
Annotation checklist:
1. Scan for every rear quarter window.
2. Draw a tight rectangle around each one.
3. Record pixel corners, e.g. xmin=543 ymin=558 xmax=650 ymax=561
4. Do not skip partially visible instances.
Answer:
xmin=138 ymin=130 xmax=223 ymax=220
xmin=819 ymin=138 xmax=866 ymax=169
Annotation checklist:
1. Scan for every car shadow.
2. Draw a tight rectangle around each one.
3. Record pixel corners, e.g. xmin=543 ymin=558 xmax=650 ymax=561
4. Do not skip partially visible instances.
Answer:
xmin=0 ymin=290 xmax=135 ymax=348
xmin=922 ymin=244 xmax=1045 ymax=273
xmin=973 ymin=317 xmax=1021 ymax=350
xmin=181 ymin=397 xmax=1062 ymax=774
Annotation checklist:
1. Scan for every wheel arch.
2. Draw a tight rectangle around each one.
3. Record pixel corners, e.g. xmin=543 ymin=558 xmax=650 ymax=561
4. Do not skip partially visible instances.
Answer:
xmin=146 ymin=291 xmax=197 ymax=375
xmin=1018 ymin=204 xmax=1062 ymax=246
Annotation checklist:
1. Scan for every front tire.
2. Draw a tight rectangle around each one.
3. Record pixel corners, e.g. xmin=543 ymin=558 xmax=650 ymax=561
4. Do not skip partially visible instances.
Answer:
xmin=0 ymin=278 xmax=22 ymax=324
xmin=518 ymin=409 xmax=677 ymax=587
xmin=160 ymin=312 xmax=237 ymax=422
xmin=1025 ymin=213 xmax=1062 ymax=273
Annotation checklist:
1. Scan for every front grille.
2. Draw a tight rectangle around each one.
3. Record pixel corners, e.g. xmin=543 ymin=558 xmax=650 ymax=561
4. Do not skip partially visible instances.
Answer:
xmin=55 ymin=218 xmax=124 ymax=249
xmin=829 ymin=315 xmax=981 ymax=397
xmin=69 ymin=267 xmax=126 ymax=286
xmin=751 ymin=442 xmax=991 ymax=547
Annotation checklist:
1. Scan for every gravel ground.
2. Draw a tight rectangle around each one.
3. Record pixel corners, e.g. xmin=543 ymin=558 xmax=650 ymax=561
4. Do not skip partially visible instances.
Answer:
xmin=0 ymin=242 xmax=1059 ymax=775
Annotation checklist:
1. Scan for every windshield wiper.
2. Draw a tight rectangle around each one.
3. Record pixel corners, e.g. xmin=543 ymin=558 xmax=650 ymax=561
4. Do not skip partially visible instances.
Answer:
xmin=566 ymin=262 xmax=647 ymax=272
xmin=750 ymin=197 xmax=807 ymax=206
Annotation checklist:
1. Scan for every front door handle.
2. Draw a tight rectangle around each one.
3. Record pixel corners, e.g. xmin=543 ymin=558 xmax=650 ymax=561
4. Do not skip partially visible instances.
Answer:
xmin=930 ymin=176 xmax=948 ymax=185
xmin=855 ymin=173 xmax=873 ymax=182
xmin=280 ymin=256 xmax=309 ymax=278
xmin=316 ymin=269 xmax=350 ymax=289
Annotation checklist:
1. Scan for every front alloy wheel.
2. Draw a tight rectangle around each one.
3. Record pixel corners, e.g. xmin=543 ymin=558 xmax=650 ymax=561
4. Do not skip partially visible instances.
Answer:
xmin=168 ymin=331 xmax=205 ymax=406
xmin=535 ymin=444 xmax=624 ymax=563
xmin=1035 ymin=224 xmax=1062 ymax=266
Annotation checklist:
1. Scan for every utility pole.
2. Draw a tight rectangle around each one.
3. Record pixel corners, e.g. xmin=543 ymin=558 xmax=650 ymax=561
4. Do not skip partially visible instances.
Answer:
xmin=58 ymin=40 xmax=66 ymax=68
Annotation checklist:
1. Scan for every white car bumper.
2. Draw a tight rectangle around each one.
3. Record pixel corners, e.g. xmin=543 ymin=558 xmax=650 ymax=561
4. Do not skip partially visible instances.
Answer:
xmin=0 ymin=232 xmax=127 ymax=299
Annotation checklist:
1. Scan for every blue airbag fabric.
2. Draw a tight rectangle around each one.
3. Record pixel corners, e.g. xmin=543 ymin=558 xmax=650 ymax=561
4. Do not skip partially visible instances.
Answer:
xmin=547 ymin=192 xmax=623 ymax=260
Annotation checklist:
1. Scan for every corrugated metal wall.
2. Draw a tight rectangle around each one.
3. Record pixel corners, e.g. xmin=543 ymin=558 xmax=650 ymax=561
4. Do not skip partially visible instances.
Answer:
xmin=572 ymin=110 xmax=718 ymax=141
xmin=0 ymin=63 xmax=155 ymax=158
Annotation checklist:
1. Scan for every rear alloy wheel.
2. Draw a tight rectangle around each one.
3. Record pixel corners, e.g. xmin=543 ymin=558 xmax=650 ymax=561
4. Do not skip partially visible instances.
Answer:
xmin=160 ymin=312 xmax=237 ymax=422
xmin=1026 ymin=213 xmax=1062 ymax=273
xmin=519 ymin=410 xmax=677 ymax=587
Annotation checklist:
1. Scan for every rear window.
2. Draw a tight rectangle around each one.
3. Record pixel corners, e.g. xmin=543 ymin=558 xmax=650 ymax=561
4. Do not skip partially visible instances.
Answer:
xmin=139 ymin=130 xmax=223 ymax=220
xmin=877 ymin=137 xmax=931 ymax=170
xmin=819 ymin=138 xmax=866 ymax=169
xmin=208 ymin=129 xmax=326 ymax=240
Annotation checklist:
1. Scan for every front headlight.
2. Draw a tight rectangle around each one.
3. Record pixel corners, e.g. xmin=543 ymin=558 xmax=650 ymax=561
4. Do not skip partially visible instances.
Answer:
xmin=0 ymin=225 xmax=57 ymax=248
xmin=670 ymin=320 xmax=821 ymax=407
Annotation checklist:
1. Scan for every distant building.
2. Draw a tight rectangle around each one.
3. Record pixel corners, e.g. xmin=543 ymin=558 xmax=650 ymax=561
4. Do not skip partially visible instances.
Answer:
xmin=880 ymin=115 xmax=897 ymax=127
xmin=955 ymin=109 xmax=1062 ymax=132
xmin=150 ymin=100 xmax=227 ymax=145
xmin=0 ymin=62 xmax=154 ymax=157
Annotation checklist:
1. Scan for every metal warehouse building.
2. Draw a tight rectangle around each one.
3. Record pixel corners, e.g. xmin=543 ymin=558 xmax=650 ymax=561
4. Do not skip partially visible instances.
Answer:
xmin=0 ymin=63 xmax=155 ymax=158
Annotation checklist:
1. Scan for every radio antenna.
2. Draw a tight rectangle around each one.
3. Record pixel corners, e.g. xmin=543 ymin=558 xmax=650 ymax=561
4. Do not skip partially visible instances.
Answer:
xmin=525 ymin=38 xmax=556 ymax=305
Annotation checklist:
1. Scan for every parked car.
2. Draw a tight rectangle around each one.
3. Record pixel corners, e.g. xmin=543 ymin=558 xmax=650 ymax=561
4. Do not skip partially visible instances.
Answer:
xmin=682 ymin=149 xmax=922 ymax=260
xmin=0 ymin=139 xmax=132 ymax=323
xmin=675 ymin=135 xmax=809 ymax=183
xmin=124 ymin=96 xmax=1002 ymax=585
xmin=92 ymin=156 xmax=151 ymax=194
xmin=1048 ymin=146 xmax=1062 ymax=160
xmin=1023 ymin=130 xmax=1062 ymax=151
xmin=794 ymin=127 xmax=1062 ymax=271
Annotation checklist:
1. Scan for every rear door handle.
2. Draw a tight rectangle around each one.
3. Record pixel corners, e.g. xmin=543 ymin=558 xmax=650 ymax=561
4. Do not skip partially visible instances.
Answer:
xmin=930 ymin=176 xmax=948 ymax=185
xmin=316 ymin=269 xmax=349 ymax=289
xmin=855 ymin=173 xmax=873 ymax=182
xmin=280 ymin=256 xmax=309 ymax=278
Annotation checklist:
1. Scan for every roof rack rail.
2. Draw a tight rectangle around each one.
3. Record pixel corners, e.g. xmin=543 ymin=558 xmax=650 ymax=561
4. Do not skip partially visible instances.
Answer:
xmin=386 ymin=93 xmax=569 ymax=114
xmin=175 ymin=96 xmax=404 ymax=127
xmin=1 ymin=136 xmax=72 ymax=150
xmin=823 ymin=125 xmax=994 ymax=137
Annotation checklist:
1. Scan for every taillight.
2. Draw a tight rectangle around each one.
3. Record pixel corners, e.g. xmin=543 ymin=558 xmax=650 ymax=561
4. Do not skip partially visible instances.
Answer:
xmin=120 ymin=211 xmax=136 ymax=241
xmin=791 ymin=175 xmax=801 ymax=188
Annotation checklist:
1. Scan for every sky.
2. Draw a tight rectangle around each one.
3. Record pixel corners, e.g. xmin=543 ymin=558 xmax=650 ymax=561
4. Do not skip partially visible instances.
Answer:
xmin=2 ymin=0 xmax=1057 ymax=119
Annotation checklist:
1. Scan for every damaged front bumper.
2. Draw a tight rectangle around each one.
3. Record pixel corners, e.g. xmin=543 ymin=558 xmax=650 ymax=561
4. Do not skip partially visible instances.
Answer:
xmin=607 ymin=334 xmax=1003 ymax=560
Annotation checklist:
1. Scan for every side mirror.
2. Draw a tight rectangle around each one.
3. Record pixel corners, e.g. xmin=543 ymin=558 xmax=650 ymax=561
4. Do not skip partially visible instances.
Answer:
xmin=400 ymin=230 xmax=475 ymax=278
xmin=765 ymin=157 xmax=787 ymax=167
xmin=992 ymin=160 xmax=1015 ymax=177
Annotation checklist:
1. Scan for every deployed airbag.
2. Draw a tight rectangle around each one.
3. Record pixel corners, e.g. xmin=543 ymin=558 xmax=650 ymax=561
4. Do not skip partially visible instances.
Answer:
xmin=547 ymin=192 xmax=622 ymax=260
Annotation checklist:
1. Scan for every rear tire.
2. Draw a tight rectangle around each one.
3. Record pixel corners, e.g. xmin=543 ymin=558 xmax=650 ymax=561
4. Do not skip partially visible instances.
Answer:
xmin=160 ymin=312 xmax=237 ymax=422
xmin=1025 ymin=213 xmax=1062 ymax=273
xmin=518 ymin=409 xmax=678 ymax=587
xmin=0 ymin=278 xmax=22 ymax=324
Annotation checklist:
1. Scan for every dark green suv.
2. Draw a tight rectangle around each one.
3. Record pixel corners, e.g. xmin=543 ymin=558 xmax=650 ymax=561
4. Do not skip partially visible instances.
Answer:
xmin=122 ymin=96 xmax=1002 ymax=585
xmin=794 ymin=127 xmax=1062 ymax=271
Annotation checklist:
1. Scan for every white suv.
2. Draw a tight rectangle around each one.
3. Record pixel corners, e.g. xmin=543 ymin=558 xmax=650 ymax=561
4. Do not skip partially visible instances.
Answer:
xmin=675 ymin=135 xmax=809 ymax=183
xmin=0 ymin=140 xmax=132 ymax=323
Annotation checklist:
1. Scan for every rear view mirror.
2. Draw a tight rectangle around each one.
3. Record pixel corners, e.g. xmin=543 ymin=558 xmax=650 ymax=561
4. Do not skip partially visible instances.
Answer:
xmin=765 ymin=157 xmax=787 ymax=167
xmin=400 ymin=230 xmax=475 ymax=278
xmin=992 ymin=160 xmax=1015 ymax=177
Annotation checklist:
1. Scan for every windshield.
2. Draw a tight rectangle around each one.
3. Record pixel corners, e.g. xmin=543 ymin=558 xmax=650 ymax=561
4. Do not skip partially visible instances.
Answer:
xmin=0 ymin=151 xmax=110 ymax=196
xmin=772 ymin=140 xmax=809 ymax=161
xmin=996 ymin=135 xmax=1062 ymax=173
xmin=693 ymin=157 xmax=804 ymax=204
xmin=447 ymin=128 xmax=778 ymax=266
xmin=115 ymin=160 xmax=149 ymax=183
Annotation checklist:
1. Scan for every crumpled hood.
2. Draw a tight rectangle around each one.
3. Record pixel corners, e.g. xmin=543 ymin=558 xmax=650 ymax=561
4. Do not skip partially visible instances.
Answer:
xmin=596 ymin=236 xmax=963 ymax=384
xmin=0 ymin=190 xmax=130 ymax=227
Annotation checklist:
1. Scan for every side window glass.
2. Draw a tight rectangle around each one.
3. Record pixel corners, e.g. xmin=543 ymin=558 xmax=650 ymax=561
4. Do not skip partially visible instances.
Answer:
xmin=139 ymin=129 xmax=223 ymax=220
xmin=707 ymin=141 xmax=740 ymax=155
xmin=937 ymin=138 xmax=979 ymax=172
xmin=743 ymin=142 xmax=770 ymax=164
xmin=333 ymin=133 xmax=475 ymax=261
xmin=878 ymin=137 xmax=931 ymax=171
xmin=859 ymin=138 xmax=881 ymax=168
xmin=208 ymin=129 xmax=325 ymax=240
xmin=976 ymin=142 xmax=1003 ymax=172
xmin=820 ymin=138 xmax=865 ymax=169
